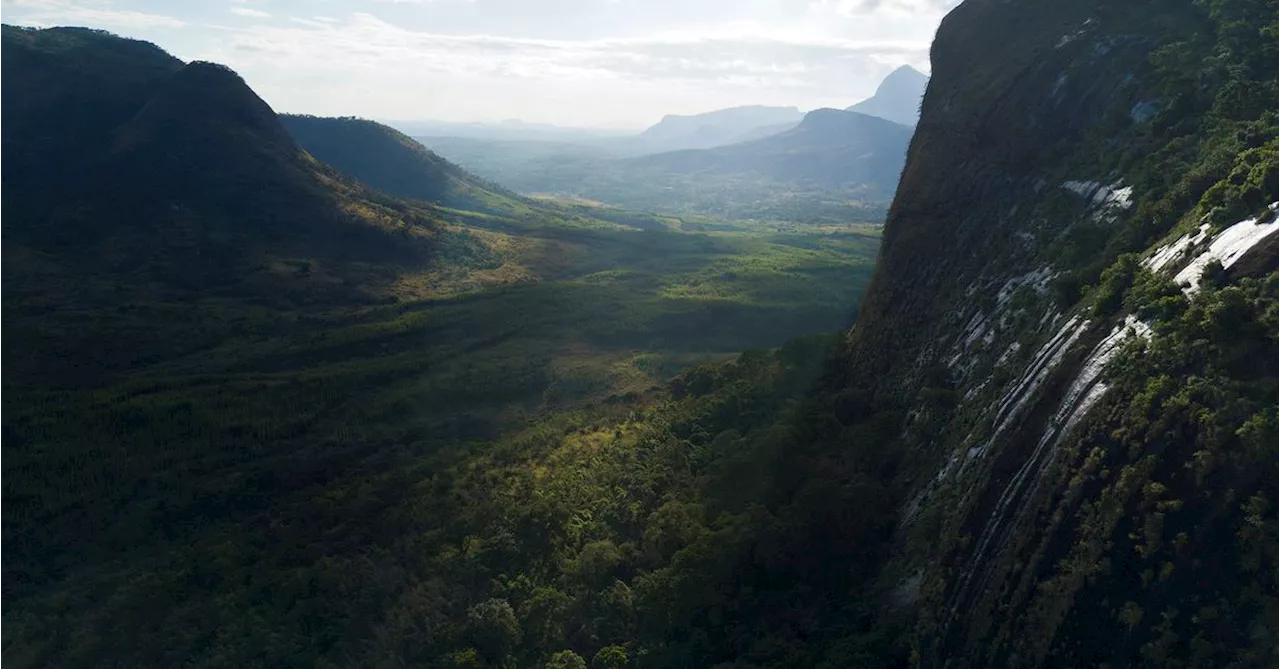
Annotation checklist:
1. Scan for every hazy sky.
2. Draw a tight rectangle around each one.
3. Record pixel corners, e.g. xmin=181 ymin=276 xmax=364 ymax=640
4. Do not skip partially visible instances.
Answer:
xmin=4 ymin=0 xmax=959 ymax=128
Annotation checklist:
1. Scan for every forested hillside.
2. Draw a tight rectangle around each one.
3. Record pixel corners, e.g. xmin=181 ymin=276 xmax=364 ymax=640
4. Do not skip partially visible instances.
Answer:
xmin=280 ymin=114 xmax=520 ymax=209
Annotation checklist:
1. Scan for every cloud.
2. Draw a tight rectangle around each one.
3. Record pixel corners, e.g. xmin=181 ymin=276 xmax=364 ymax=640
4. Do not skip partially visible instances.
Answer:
xmin=208 ymin=11 xmax=926 ymax=88
xmin=810 ymin=0 xmax=962 ymax=18
xmin=4 ymin=0 xmax=186 ymax=29
xmin=231 ymin=7 xmax=272 ymax=19
xmin=0 ymin=0 xmax=950 ymax=126
xmin=190 ymin=5 xmax=942 ymax=125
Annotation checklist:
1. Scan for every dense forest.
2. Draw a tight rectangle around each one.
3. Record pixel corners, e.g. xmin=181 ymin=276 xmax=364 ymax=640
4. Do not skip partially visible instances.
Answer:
xmin=2 ymin=0 xmax=1278 ymax=667
xmin=1 ymin=24 xmax=883 ymax=668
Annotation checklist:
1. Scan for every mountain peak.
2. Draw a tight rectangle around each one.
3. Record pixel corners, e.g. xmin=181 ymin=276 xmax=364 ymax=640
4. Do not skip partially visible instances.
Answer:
xmin=115 ymin=60 xmax=294 ymax=153
xmin=847 ymin=64 xmax=930 ymax=127
xmin=880 ymin=64 xmax=928 ymax=92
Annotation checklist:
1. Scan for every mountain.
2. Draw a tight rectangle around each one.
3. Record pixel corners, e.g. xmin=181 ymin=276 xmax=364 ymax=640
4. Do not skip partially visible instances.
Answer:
xmin=3 ymin=33 xmax=885 ymax=669
xmin=280 ymin=114 xmax=525 ymax=210
xmin=385 ymin=118 xmax=635 ymax=142
xmin=2 ymin=27 xmax=441 ymax=264
xmin=414 ymin=108 xmax=909 ymax=222
xmin=389 ymin=0 xmax=1273 ymax=665
xmin=628 ymin=104 xmax=805 ymax=152
xmin=399 ymin=106 xmax=905 ymax=220
xmin=846 ymin=64 xmax=929 ymax=126
xmin=0 ymin=26 xmax=477 ymax=386
xmin=829 ymin=0 xmax=1278 ymax=664
xmin=5 ymin=1 xmax=1277 ymax=667
xmin=627 ymin=108 xmax=913 ymax=195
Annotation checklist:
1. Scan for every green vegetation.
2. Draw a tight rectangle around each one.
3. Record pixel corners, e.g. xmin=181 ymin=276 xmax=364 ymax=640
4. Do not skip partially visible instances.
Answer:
xmin=1 ymin=23 xmax=886 ymax=668
xmin=417 ymin=134 xmax=894 ymax=226
xmin=850 ymin=0 xmax=1280 ymax=665
xmin=280 ymin=114 xmax=526 ymax=211
xmin=1022 ymin=267 xmax=1278 ymax=666
xmin=4 ymin=0 xmax=1278 ymax=666
xmin=6 ymin=332 xmax=917 ymax=668
xmin=1008 ymin=11 xmax=1280 ymax=644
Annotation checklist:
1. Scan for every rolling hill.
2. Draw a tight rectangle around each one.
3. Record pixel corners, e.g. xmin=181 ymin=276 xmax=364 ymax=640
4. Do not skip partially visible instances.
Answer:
xmin=279 ymin=114 xmax=685 ymax=232
xmin=280 ymin=114 xmax=526 ymax=211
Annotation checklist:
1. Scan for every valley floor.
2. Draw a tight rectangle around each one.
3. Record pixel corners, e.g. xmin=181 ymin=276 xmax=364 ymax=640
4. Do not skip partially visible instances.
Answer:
xmin=3 ymin=211 xmax=881 ymax=668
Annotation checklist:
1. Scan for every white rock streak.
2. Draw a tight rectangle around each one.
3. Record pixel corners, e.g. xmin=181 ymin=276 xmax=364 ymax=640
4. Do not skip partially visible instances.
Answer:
xmin=1062 ymin=180 xmax=1134 ymax=221
xmin=1173 ymin=204 xmax=1279 ymax=294
xmin=950 ymin=315 xmax=1151 ymax=617
xmin=1145 ymin=223 xmax=1211 ymax=272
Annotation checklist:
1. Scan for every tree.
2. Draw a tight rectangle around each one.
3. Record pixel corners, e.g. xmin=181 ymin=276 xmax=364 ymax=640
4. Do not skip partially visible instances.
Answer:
xmin=546 ymin=650 xmax=587 ymax=669
xmin=592 ymin=645 xmax=629 ymax=669
xmin=466 ymin=598 xmax=522 ymax=661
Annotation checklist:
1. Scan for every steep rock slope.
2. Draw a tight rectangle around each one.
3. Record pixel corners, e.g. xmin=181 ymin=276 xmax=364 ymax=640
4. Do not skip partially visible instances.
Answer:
xmin=834 ymin=0 xmax=1277 ymax=665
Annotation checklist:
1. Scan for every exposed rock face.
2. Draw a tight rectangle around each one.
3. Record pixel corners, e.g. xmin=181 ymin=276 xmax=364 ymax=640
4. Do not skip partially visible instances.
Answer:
xmin=834 ymin=0 xmax=1277 ymax=665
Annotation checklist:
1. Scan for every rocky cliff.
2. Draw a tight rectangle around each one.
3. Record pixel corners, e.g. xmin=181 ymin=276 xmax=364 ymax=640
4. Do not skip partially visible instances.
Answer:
xmin=838 ymin=0 xmax=1277 ymax=665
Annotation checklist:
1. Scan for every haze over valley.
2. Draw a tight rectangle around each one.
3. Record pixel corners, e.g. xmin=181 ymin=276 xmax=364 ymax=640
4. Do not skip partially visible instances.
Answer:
xmin=394 ymin=66 xmax=927 ymax=223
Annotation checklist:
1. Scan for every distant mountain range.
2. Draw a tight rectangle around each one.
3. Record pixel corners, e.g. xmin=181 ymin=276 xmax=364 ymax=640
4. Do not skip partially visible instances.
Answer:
xmin=626 ymin=108 xmax=912 ymax=193
xmin=391 ymin=66 xmax=923 ymax=219
xmin=382 ymin=118 xmax=634 ymax=142
xmin=414 ymin=103 xmax=913 ymax=221
xmin=846 ymin=65 xmax=929 ymax=126
xmin=390 ymin=66 xmax=926 ymax=157
xmin=624 ymin=105 xmax=806 ymax=153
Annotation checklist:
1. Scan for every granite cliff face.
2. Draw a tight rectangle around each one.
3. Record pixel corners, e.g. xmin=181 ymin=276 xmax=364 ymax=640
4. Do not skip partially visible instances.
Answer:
xmin=836 ymin=0 xmax=1277 ymax=665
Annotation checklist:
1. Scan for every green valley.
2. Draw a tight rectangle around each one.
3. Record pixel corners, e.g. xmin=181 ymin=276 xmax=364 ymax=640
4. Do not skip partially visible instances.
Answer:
xmin=2 ymin=26 xmax=882 ymax=667
xmin=3 ymin=0 xmax=1277 ymax=666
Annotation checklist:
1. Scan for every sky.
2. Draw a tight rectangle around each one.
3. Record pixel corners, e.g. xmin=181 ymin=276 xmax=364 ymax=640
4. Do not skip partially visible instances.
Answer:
xmin=3 ymin=0 xmax=960 ymax=129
